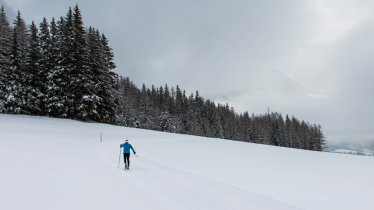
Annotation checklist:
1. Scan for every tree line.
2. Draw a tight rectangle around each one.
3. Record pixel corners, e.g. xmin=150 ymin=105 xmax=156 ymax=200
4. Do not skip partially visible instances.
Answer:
xmin=116 ymin=78 xmax=326 ymax=151
xmin=0 ymin=5 xmax=326 ymax=151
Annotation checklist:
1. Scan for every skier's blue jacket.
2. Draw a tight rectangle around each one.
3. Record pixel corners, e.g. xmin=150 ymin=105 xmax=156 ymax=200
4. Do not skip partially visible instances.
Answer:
xmin=120 ymin=142 xmax=136 ymax=154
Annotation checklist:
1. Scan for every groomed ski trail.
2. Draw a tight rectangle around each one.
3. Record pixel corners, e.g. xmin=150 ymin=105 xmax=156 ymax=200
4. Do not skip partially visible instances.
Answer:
xmin=99 ymin=140 xmax=299 ymax=210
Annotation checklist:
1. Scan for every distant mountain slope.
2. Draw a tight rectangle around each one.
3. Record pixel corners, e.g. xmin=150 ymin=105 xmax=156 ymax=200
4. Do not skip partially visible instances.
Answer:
xmin=1 ymin=114 xmax=374 ymax=210
xmin=328 ymin=140 xmax=374 ymax=156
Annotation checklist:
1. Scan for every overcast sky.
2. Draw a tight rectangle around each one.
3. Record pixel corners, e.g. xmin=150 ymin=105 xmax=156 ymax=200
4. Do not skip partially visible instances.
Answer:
xmin=2 ymin=0 xmax=374 ymax=143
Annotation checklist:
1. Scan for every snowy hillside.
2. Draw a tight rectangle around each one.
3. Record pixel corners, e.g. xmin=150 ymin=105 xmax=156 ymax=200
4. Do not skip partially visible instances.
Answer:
xmin=1 ymin=114 xmax=373 ymax=210
xmin=328 ymin=141 xmax=374 ymax=156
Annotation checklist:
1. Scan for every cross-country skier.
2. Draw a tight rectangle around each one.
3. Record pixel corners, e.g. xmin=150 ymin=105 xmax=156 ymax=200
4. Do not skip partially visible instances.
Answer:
xmin=120 ymin=139 xmax=136 ymax=170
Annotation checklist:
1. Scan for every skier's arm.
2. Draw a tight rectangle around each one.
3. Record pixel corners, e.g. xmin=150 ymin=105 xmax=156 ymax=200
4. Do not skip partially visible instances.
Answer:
xmin=130 ymin=145 xmax=136 ymax=154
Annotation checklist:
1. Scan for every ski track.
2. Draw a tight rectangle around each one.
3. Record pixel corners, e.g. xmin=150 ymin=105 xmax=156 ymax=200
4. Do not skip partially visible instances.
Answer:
xmin=99 ymin=140 xmax=299 ymax=210
xmin=134 ymin=157 xmax=300 ymax=210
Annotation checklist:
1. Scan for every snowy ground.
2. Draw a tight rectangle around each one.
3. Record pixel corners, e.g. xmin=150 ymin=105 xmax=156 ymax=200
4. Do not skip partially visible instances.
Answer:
xmin=1 ymin=114 xmax=373 ymax=210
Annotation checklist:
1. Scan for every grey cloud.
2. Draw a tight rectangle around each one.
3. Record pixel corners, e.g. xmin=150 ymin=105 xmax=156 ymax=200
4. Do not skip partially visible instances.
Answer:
xmin=322 ymin=21 xmax=374 ymax=142
xmin=0 ymin=0 xmax=15 ymax=19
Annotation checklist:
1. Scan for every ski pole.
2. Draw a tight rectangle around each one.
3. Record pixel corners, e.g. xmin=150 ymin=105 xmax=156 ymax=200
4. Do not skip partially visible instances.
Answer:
xmin=118 ymin=147 xmax=121 ymax=168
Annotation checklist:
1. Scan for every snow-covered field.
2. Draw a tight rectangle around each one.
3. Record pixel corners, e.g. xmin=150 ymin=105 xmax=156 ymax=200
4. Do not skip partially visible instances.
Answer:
xmin=1 ymin=114 xmax=373 ymax=210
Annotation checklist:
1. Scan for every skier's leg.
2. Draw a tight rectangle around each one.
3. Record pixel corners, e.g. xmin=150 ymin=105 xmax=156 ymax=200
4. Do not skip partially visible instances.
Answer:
xmin=127 ymin=155 xmax=130 ymax=168
xmin=123 ymin=153 xmax=127 ymax=168
xmin=125 ymin=153 xmax=130 ymax=169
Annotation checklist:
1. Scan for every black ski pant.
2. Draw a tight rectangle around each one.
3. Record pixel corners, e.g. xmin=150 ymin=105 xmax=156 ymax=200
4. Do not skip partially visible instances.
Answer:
xmin=123 ymin=153 xmax=130 ymax=167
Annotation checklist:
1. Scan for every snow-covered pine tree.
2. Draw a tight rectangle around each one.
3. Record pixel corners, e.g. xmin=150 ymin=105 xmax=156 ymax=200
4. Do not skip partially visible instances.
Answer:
xmin=175 ymin=85 xmax=183 ymax=115
xmin=276 ymin=113 xmax=286 ymax=147
xmin=193 ymin=91 xmax=205 ymax=136
xmin=115 ymin=76 xmax=130 ymax=126
xmin=99 ymin=32 xmax=118 ymax=123
xmin=70 ymin=5 xmax=97 ymax=121
xmin=24 ymin=21 xmax=42 ymax=115
xmin=46 ymin=17 xmax=67 ymax=117
xmin=38 ymin=17 xmax=51 ymax=114
xmin=184 ymin=93 xmax=197 ymax=134
xmin=160 ymin=111 xmax=173 ymax=132
xmin=291 ymin=117 xmax=301 ymax=148
xmin=284 ymin=115 xmax=293 ymax=147
xmin=173 ymin=85 xmax=183 ymax=132
xmin=158 ymin=86 xmax=164 ymax=108
xmin=211 ymin=102 xmax=224 ymax=138
xmin=163 ymin=84 xmax=170 ymax=110
xmin=271 ymin=121 xmax=281 ymax=146
xmin=13 ymin=11 xmax=28 ymax=69
xmin=316 ymin=125 xmax=326 ymax=151
xmin=0 ymin=6 xmax=13 ymax=112
xmin=238 ymin=111 xmax=249 ymax=141
xmin=300 ymin=120 xmax=309 ymax=150
xmin=150 ymin=85 xmax=159 ymax=129
xmin=221 ymin=103 xmax=232 ymax=139
xmin=169 ymin=86 xmax=176 ymax=115
xmin=85 ymin=27 xmax=103 ymax=122
xmin=87 ymin=27 xmax=118 ymax=123
xmin=178 ymin=90 xmax=190 ymax=134
xmin=59 ymin=8 xmax=75 ymax=118
xmin=6 ymin=11 xmax=28 ymax=114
